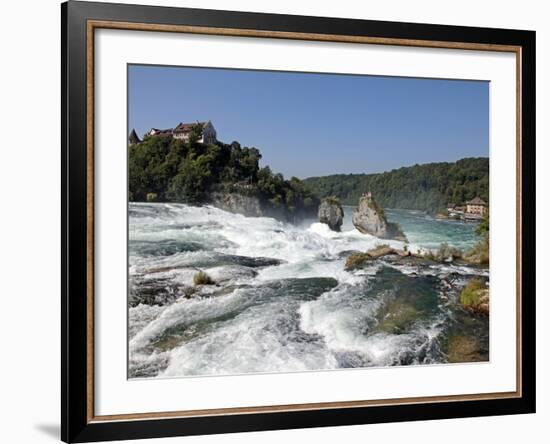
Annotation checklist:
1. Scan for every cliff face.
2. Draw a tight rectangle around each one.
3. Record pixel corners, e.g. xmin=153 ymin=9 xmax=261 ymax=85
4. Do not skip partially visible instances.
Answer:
xmin=352 ymin=195 xmax=407 ymax=241
xmin=210 ymin=190 xmax=318 ymax=222
xmin=211 ymin=192 xmax=263 ymax=217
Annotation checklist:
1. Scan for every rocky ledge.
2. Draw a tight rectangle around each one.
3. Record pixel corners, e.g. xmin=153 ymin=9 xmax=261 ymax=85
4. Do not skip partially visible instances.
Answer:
xmin=345 ymin=243 xmax=487 ymax=271
xmin=352 ymin=194 xmax=407 ymax=241
xmin=345 ymin=245 xmax=411 ymax=270
xmin=344 ymin=245 xmax=490 ymax=318
xmin=211 ymin=192 xmax=263 ymax=217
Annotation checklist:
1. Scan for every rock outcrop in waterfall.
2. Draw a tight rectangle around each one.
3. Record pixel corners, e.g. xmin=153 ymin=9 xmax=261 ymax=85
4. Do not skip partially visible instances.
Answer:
xmin=352 ymin=193 xmax=407 ymax=241
xmin=318 ymin=197 xmax=344 ymax=231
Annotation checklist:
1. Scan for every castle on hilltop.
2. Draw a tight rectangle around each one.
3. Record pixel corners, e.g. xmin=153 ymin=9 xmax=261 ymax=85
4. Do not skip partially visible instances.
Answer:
xmin=129 ymin=120 xmax=217 ymax=145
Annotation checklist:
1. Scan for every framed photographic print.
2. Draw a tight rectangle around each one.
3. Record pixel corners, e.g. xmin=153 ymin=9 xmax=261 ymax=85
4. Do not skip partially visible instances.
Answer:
xmin=61 ymin=1 xmax=536 ymax=442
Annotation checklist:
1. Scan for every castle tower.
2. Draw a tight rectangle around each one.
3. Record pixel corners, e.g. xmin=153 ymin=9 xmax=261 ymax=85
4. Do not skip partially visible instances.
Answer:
xmin=128 ymin=128 xmax=141 ymax=145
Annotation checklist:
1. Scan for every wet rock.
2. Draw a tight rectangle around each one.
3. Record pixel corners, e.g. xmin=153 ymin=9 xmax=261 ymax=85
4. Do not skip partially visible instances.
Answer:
xmin=192 ymin=284 xmax=250 ymax=299
xmin=446 ymin=335 xmax=487 ymax=363
xmin=376 ymin=300 xmax=419 ymax=334
xmin=129 ymin=276 xmax=182 ymax=307
xmin=318 ymin=197 xmax=344 ymax=231
xmin=130 ymin=239 xmax=204 ymax=256
xmin=264 ymin=277 xmax=339 ymax=301
xmin=211 ymin=192 xmax=263 ymax=217
xmin=365 ymin=245 xmax=396 ymax=258
xmin=230 ymin=255 xmax=283 ymax=268
xmin=345 ymin=245 xmax=401 ymax=270
xmin=420 ymin=243 xmax=463 ymax=263
xmin=182 ymin=285 xmax=199 ymax=298
xmin=147 ymin=253 xmax=283 ymax=273
xmin=475 ymin=291 xmax=490 ymax=315
xmin=352 ymin=194 xmax=407 ymax=241
xmin=205 ymin=265 xmax=258 ymax=284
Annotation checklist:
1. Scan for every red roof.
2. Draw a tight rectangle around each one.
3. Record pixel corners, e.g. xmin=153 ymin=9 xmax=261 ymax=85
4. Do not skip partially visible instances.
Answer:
xmin=174 ymin=122 xmax=206 ymax=133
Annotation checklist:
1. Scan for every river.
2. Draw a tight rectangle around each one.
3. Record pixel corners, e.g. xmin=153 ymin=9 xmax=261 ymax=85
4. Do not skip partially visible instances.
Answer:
xmin=128 ymin=202 xmax=489 ymax=378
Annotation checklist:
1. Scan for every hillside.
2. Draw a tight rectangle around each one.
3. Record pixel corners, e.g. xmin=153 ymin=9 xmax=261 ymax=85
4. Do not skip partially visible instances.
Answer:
xmin=303 ymin=157 xmax=489 ymax=213
xmin=128 ymin=126 xmax=319 ymax=220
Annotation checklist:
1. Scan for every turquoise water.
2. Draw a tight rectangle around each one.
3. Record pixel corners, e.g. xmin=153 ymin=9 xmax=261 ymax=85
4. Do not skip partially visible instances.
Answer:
xmin=341 ymin=206 xmax=480 ymax=251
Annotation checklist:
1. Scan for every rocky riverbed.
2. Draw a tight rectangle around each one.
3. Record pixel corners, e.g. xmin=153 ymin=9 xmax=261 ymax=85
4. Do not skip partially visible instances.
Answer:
xmin=128 ymin=202 xmax=489 ymax=379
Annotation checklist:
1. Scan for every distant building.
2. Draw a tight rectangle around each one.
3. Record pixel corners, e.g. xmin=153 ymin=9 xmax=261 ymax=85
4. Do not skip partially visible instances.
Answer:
xmin=447 ymin=203 xmax=463 ymax=218
xmin=144 ymin=121 xmax=217 ymax=144
xmin=145 ymin=128 xmax=173 ymax=137
xmin=174 ymin=121 xmax=217 ymax=144
xmin=466 ymin=197 xmax=487 ymax=215
xmin=128 ymin=128 xmax=141 ymax=145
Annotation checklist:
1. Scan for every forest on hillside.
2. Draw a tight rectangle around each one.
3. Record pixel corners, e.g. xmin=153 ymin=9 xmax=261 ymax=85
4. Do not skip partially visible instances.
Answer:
xmin=129 ymin=122 xmax=488 ymax=216
xmin=303 ymin=157 xmax=489 ymax=213
xmin=128 ymin=124 xmax=319 ymax=218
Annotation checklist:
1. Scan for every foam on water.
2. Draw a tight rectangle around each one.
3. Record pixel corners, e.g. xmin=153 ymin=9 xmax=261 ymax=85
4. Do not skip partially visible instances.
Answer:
xmin=161 ymin=299 xmax=339 ymax=376
xmin=130 ymin=288 xmax=253 ymax=352
xmin=299 ymin=283 xmax=382 ymax=355
xmin=128 ymin=202 xmax=487 ymax=378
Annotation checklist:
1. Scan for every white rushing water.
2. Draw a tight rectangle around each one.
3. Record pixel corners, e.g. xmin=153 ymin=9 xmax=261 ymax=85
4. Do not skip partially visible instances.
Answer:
xmin=128 ymin=203 xmax=488 ymax=378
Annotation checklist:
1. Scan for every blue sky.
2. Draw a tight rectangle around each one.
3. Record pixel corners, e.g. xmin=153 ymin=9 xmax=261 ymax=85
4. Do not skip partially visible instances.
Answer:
xmin=128 ymin=65 xmax=489 ymax=179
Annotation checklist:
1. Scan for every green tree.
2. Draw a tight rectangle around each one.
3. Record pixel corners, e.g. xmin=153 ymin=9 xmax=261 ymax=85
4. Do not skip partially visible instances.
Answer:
xmin=303 ymin=157 xmax=489 ymax=213
xmin=128 ymin=132 xmax=320 ymax=220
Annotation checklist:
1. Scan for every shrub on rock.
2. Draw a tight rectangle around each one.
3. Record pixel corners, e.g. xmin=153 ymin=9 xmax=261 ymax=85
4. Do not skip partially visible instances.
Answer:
xmin=193 ymin=271 xmax=215 ymax=286
xmin=459 ymin=278 xmax=489 ymax=315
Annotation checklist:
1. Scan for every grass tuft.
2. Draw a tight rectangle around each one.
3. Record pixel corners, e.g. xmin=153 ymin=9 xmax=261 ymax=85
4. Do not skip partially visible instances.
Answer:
xmin=345 ymin=252 xmax=372 ymax=270
xmin=459 ymin=278 xmax=486 ymax=306
xmin=193 ymin=271 xmax=215 ymax=286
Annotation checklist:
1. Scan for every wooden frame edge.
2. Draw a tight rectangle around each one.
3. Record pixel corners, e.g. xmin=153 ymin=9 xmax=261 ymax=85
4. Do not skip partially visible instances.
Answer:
xmin=86 ymin=18 xmax=95 ymax=424
xmin=82 ymin=16 xmax=527 ymax=427
xmin=89 ymin=19 xmax=522 ymax=53
xmin=90 ymin=391 xmax=520 ymax=423
xmin=515 ymin=46 xmax=523 ymax=399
